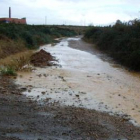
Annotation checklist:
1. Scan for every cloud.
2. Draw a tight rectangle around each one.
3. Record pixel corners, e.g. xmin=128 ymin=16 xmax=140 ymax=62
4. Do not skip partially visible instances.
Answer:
xmin=0 ymin=0 xmax=140 ymax=25
xmin=123 ymin=0 xmax=140 ymax=6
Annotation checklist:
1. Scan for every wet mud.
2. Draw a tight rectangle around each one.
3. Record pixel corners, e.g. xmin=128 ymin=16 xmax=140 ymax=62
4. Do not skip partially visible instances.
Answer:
xmin=1 ymin=37 xmax=140 ymax=140
xmin=0 ymin=76 xmax=140 ymax=140
xmin=16 ymin=37 xmax=140 ymax=126
xmin=30 ymin=49 xmax=56 ymax=67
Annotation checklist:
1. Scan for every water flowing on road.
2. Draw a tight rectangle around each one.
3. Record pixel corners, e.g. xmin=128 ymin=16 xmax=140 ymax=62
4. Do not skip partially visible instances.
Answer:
xmin=16 ymin=37 xmax=140 ymax=126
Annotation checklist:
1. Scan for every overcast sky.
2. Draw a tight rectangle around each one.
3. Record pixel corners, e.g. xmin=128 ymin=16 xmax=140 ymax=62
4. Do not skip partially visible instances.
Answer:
xmin=0 ymin=0 xmax=140 ymax=25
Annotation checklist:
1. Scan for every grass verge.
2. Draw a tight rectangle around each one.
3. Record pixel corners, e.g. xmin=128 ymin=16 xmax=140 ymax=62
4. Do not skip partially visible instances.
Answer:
xmin=0 ymin=50 xmax=33 ymax=76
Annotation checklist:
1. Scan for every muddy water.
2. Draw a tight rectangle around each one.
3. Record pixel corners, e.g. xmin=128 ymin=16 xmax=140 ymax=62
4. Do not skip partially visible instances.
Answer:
xmin=16 ymin=37 xmax=140 ymax=126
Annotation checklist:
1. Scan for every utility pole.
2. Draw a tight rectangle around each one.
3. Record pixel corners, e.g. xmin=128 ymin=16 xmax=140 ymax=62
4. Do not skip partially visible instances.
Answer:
xmin=45 ymin=16 xmax=47 ymax=25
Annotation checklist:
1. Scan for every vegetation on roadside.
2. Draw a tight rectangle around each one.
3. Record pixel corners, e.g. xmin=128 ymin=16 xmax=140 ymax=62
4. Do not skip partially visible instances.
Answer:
xmin=0 ymin=67 xmax=17 ymax=76
xmin=0 ymin=24 xmax=77 ymax=50
xmin=0 ymin=51 xmax=33 ymax=76
xmin=84 ymin=19 xmax=140 ymax=71
xmin=0 ymin=23 xmax=77 ymax=75
xmin=0 ymin=36 xmax=27 ymax=59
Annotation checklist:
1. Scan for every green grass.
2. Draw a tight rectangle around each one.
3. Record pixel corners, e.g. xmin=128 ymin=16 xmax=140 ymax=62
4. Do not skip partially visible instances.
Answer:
xmin=0 ymin=50 xmax=33 ymax=70
xmin=0 ymin=67 xmax=17 ymax=76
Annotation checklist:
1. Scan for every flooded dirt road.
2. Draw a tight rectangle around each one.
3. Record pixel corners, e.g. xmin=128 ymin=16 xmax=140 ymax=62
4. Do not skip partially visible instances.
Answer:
xmin=16 ymin=37 xmax=140 ymax=127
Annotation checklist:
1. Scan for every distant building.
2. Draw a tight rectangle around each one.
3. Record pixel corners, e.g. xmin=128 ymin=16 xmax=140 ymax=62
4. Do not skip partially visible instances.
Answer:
xmin=0 ymin=17 xmax=26 ymax=24
xmin=0 ymin=7 xmax=26 ymax=24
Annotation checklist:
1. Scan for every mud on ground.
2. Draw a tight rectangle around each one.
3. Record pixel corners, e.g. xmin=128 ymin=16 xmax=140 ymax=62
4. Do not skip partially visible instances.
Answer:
xmin=30 ymin=49 xmax=56 ymax=67
xmin=1 ymin=42 xmax=140 ymax=140
xmin=0 ymin=76 xmax=140 ymax=140
xmin=68 ymin=38 xmax=113 ymax=62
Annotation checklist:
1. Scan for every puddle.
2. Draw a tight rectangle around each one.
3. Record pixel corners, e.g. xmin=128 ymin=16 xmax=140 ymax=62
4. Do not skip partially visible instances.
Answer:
xmin=16 ymin=37 xmax=140 ymax=126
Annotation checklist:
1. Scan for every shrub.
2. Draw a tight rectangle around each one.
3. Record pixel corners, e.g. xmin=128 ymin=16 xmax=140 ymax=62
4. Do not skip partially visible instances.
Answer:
xmin=84 ymin=19 xmax=140 ymax=71
xmin=0 ymin=24 xmax=77 ymax=50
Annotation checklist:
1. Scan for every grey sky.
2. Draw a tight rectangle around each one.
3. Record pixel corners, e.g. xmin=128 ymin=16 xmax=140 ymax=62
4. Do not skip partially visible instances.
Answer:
xmin=0 ymin=0 xmax=140 ymax=25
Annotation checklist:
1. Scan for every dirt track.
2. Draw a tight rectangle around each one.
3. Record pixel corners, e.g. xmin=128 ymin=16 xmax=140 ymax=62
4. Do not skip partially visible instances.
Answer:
xmin=0 ymin=76 xmax=140 ymax=140
xmin=0 ymin=38 xmax=140 ymax=140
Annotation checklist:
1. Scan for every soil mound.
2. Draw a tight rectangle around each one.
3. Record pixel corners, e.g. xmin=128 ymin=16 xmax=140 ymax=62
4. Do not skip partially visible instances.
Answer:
xmin=30 ymin=49 xmax=55 ymax=67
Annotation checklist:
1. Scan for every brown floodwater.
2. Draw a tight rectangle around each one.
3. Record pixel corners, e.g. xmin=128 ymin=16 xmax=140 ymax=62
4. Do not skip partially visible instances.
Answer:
xmin=15 ymin=37 xmax=140 ymax=126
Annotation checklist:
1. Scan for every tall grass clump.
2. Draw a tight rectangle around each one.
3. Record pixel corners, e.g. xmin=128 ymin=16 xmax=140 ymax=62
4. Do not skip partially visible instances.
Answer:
xmin=0 ymin=37 xmax=27 ymax=59
xmin=0 ymin=51 xmax=33 ymax=76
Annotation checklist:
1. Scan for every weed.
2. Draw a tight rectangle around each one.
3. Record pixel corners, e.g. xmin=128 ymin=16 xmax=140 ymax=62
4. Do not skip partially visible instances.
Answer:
xmin=0 ymin=39 xmax=27 ymax=59
xmin=0 ymin=67 xmax=17 ymax=76
xmin=0 ymin=50 xmax=33 ymax=73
